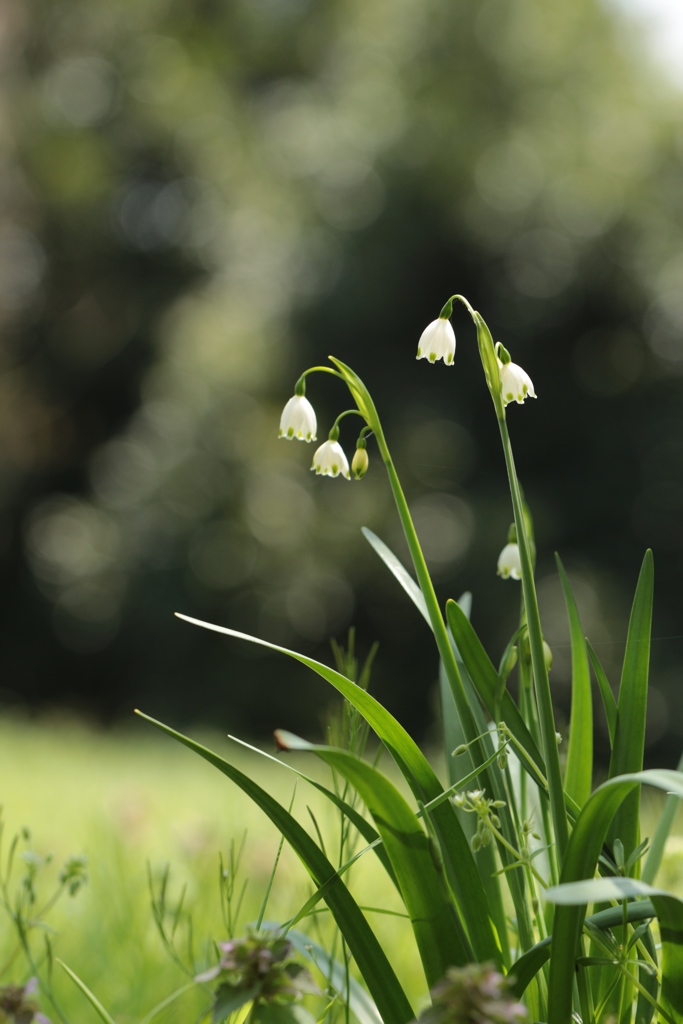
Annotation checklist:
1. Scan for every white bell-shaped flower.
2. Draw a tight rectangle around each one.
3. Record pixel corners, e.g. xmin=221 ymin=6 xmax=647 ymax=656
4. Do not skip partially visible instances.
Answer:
xmin=311 ymin=439 xmax=350 ymax=479
xmin=416 ymin=318 xmax=456 ymax=365
xmin=497 ymin=542 xmax=522 ymax=580
xmin=279 ymin=394 xmax=317 ymax=441
xmin=500 ymin=361 xmax=536 ymax=406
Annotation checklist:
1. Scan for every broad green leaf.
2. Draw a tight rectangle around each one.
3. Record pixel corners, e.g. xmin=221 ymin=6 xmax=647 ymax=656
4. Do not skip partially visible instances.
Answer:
xmin=556 ymin=555 xmax=592 ymax=808
xmin=445 ymin=600 xmax=546 ymax=791
xmin=608 ymin=550 xmax=654 ymax=861
xmin=545 ymin=768 xmax=683 ymax=1024
xmin=174 ymin=614 xmax=501 ymax=967
xmin=587 ymin=639 xmax=617 ymax=747
xmin=135 ymin=712 xmax=414 ymax=1024
xmin=361 ymin=528 xmax=430 ymax=627
xmin=277 ymin=733 xmax=470 ymax=986
xmin=509 ymin=900 xmax=657 ymax=997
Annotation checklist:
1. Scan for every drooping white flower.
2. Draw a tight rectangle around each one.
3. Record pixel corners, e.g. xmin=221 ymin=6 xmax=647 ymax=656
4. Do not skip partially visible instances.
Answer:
xmin=311 ymin=440 xmax=350 ymax=479
xmin=279 ymin=395 xmax=317 ymax=441
xmin=499 ymin=361 xmax=536 ymax=406
xmin=497 ymin=542 xmax=522 ymax=580
xmin=416 ymin=318 xmax=456 ymax=365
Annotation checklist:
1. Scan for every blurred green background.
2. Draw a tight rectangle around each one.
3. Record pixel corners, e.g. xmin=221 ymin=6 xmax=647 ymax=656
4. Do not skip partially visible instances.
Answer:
xmin=2 ymin=0 xmax=683 ymax=761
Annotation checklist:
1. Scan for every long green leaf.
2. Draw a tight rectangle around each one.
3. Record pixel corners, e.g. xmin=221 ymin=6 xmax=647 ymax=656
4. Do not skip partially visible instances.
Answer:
xmin=56 ymin=959 xmax=117 ymax=1024
xmin=361 ymin=528 xmax=430 ymax=628
xmin=587 ymin=639 xmax=617 ymax=747
xmin=556 ymin=555 xmax=592 ymax=808
xmin=607 ymin=550 xmax=654 ymax=860
xmin=262 ymin=924 xmax=381 ymax=1024
xmin=135 ymin=712 xmax=414 ymax=1024
xmin=174 ymin=614 xmax=501 ymax=967
xmin=229 ymin=735 xmax=399 ymax=891
xmin=545 ymin=768 xmax=683 ymax=1024
xmin=445 ymin=600 xmax=546 ymax=791
xmin=277 ymin=733 xmax=469 ymax=985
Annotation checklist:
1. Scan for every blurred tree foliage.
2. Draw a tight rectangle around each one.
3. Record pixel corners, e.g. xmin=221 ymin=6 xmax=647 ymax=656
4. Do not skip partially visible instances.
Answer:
xmin=1 ymin=0 xmax=683 ymax=759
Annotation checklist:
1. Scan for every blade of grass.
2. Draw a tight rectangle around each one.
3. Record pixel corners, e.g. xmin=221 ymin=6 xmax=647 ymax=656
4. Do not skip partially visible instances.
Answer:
xmin=446 ymin=600 xmax=546 ymax=792
xmin=135 ymin=711 xmax=414 ymax=1024
xmin=642 ymin=751 xmax=683 ymax=885
xmin=228 ymin=735 xmax=399 ymax=891
xmin=265 ymin=924 xmax=382 ymax=1024
xmin=607 ymin=550 xmax=654 ymax=861
xmin=56 ymin=959 xmax=117 ymax=1024
xmin=174 ymin=614 xmax=501 ymax=967
xmin=277 ymin=733 xmax=471 ymax=984
xmin=587 ymin=640 xmax=617 ymax=748
xmin=361 ymin=528 xmax=430 ymax=628
xmin=556 ymin=555 xmax=592 ymax=808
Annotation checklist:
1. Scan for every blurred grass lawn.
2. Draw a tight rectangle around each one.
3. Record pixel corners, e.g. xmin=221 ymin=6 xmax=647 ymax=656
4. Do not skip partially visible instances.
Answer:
xmin=1 ymin=714 xmax=422 ymax=1022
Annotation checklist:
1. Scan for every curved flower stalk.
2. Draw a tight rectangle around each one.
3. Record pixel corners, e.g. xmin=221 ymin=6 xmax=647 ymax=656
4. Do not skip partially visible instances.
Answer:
xmin=420 ymin=295 xmax=567 ymax=859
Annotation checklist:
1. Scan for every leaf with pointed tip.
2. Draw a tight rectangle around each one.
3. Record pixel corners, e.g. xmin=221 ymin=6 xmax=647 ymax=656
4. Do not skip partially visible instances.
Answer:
xmin=556 ymin=555 xmax=592 ymax=808
xmin=607 ymin=550 xmax=654 ymax=860
xmin=174 ymin=613 xmax=501 ymax=967
xmin=445 ymin=600 xmax=546 ymax=792
xmin=135 ymin=712 xmax=414 ymax=1024
xmin=587 ymin=640 xmax=617 ymax=748
xmin=361 ymin=528 xmax=431 ymax=627
xmin=263 ymin=924 xmax=382 ymax=1024
xmin=277 ymin=734 xmax=470 ymax=985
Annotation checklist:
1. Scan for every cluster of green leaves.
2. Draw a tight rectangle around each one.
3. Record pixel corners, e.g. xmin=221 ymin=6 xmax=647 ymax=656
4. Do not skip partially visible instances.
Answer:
xmin=136 ymin=312 xmax=683 ymax=1024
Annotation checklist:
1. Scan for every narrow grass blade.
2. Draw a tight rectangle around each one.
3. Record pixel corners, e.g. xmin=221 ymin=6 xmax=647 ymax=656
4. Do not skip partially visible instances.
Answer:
xmin=556 ymin=555 xmax=592 ymax=808
xmin=445 ymin=600 xmax=546 ymax=790
xmin=229 ymin=736 xmax=399 ymax=891
xmin=361 ymin=528 xmax=430 ymax=628
xmin=56 ymin=959 xmax=117 ymax=1024
xmin=278 ymin=733 xmax=470 ymax=985
xmin=544 ymin=768 xmax=683 ymax=1024
xmin=266 ymin=924 xmax=382 ymax=1024
xmin=642 ymin=751 xmax=683 ymax=885
xmin=135 ymin=712 xmax=414 ymax=1024
xmin=587 ymin=640 xmax=617 ymax=747
xmin=175 ymin=613 xmax=501 ymax=967
xmin=607 ymin=550 xmax=654 ymax=860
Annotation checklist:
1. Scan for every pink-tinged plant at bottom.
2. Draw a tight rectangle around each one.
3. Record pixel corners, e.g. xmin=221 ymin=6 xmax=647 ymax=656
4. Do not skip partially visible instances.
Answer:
xmin=0 ymin=978 xmax=50 ymax=1024
xmin=415 ymin=963 xmax=527 ymax=1024
xmin=195 ymin=931 xmax=321 ymax=1024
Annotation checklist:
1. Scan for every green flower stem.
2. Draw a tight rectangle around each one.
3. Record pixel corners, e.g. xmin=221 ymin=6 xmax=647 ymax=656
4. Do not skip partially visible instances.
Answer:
xmin=497 ymin=413 xmax=568 ymax=861
xmin=376 ymin=435 xmax=536 ymax=954
xmin=328 ymin=356 xmax=542 ymax=952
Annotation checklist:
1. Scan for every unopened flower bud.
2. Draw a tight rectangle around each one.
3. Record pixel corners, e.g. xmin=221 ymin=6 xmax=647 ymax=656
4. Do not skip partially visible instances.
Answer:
xmin=351 ymin=441 xmax=369 ymax=480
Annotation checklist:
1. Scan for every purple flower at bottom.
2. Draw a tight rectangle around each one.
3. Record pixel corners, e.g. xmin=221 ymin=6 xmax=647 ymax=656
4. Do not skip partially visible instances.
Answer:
xmin=0 ymin=978 xmax=51 ymax=1024
xmin=415 ymin=963 xmax=527 ymax=1024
